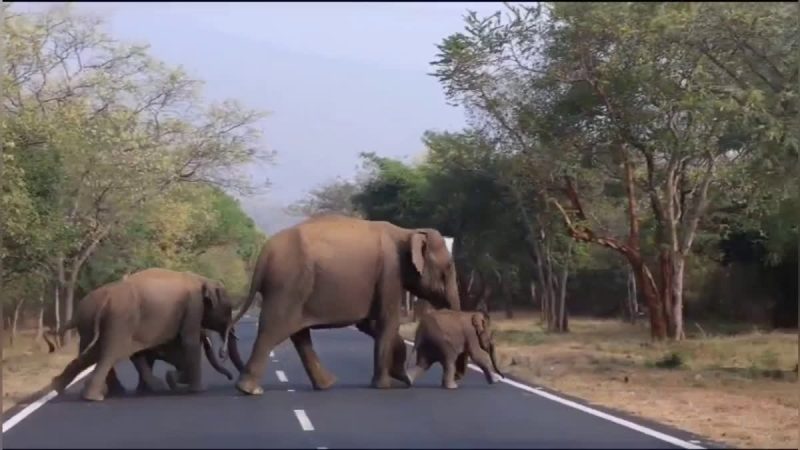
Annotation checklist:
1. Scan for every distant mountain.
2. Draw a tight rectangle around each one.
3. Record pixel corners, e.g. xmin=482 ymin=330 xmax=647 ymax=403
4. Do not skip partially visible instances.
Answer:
xmin=238 ymin=195 xmax=306 ymax=235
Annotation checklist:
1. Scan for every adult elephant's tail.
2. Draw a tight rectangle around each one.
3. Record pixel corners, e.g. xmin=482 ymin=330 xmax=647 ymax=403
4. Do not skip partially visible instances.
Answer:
xmin=220 ymin=244 xmax=268 ymax=360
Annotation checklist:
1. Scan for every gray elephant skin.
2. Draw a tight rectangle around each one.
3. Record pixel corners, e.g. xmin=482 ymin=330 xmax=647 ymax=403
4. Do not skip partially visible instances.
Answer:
xmin=45 ymin=268 xmax=244 ymax=401
xmin=408 ymin=309 xmax=504 ymax=389
xmin=226 ymin=214 xmax=461 ymax=396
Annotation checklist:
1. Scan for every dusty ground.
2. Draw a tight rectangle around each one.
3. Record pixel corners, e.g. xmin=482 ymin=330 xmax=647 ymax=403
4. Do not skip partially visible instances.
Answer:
xmin=400 ymin=313 xmax=799 ymax=449
xmin=3 ymin=330 xmax=78 ymax=413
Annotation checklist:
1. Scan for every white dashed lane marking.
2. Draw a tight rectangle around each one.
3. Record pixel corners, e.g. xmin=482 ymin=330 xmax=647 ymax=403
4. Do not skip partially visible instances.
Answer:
xmin=276 ymin=370 xmax=288 ymax=382
xmin=294 ymin=409 xmax=315 ymax=431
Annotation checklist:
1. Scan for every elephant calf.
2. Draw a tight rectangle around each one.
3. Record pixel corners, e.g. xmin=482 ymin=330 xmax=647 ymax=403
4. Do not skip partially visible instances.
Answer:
xmin=408 ymin=310 xmax=504 ymax=389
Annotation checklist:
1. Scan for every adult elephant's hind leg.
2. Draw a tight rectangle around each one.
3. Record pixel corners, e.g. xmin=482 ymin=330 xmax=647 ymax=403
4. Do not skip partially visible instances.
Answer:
xmin=82 ymin=325 xmax=131 ymax=402
xmin=236 ymin=298 xmax=299 ymax=396
xmin=290 ymin=328 xmax=337 ymax=390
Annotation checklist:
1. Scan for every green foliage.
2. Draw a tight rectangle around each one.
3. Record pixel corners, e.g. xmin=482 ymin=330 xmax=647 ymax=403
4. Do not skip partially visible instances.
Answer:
xmin=1 ymin=5 xmax=271 ymax=318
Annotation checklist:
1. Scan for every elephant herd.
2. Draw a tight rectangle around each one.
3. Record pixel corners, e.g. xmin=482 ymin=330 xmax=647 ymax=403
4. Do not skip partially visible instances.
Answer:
xmin=45 ymin=214 xmax=504 ymax=402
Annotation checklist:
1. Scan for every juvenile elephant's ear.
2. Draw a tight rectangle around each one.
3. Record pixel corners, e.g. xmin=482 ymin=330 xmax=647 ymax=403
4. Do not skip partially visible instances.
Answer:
xmin=410 ymin=231 xmax=428 ymax=274
xmin=471 ymin=313 xmax=490 ymax=348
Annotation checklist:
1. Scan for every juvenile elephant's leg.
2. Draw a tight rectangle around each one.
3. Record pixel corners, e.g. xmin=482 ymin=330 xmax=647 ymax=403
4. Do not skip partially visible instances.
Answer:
xmin=407 ymin=350 xmax=433 ymax=385
xmin=237 ymin=298 xmax=299 ymax=396
xmin=132 ymin=353 xmax=167 ymax=393
xmin=468 ymin=347 xmax=499 ymax=384
xmin=51 ymin=335 xmax=96 ymax=394
xmin=51 ymin=350 xmax=98 ymax=394
xmin=454 ymin=353 xmax=468 ymax=381
xmin=442 ymin=357 xmax=458 ymax=389
xmin=290 ymin=328 xmax=337 ymax=390
xmin=105 ymin=368 xmax=127 ymax=397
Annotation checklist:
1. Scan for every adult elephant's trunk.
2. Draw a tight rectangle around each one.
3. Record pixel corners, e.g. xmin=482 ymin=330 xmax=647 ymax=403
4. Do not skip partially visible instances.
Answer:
xmin=489 ymin=343 xmax=504 ymax=379
xmin=446 ymin=263 xmax=461 ymax=311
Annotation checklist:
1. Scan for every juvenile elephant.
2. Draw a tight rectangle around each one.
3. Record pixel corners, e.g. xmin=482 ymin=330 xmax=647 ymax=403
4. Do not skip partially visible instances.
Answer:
xmin=45 ymin=323 xmax=243 ymax=395
xmin=47 ymin=268 xmax=243 ymax=401
xmin=407 ymin=309 xmax=503 ymax=389
xmin=224 ymin=214 xmax=461 ymax=395
xmin=131 ymin=328 xmax=245 ymax=393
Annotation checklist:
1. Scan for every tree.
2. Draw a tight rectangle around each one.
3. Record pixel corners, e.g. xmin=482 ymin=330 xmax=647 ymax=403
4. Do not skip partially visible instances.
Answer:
xmin=430 ymin=2 xmax=797 ymax=340
xmin=2 ymin=4 xmax=273 ymax=342
xmin=288 ymin=177 xmax=362 ymax=218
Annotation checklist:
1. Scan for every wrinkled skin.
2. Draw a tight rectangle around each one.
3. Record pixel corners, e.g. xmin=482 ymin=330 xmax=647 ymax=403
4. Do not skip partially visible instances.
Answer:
xmin=226 ymin=214 xmax=461 ymax=395
xmin=45 ymin=268 xmax=243 ymax=402
xmin=407 ymin=310 xmax=503 ymax=389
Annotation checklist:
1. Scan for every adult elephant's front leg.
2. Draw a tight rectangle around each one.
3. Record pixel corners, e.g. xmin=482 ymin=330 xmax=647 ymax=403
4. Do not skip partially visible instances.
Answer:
xmin=371 ymin=276 xmax=404 ymax=389
xmin=290 ymin=328 xmax=337 ymax=390
xmin=356 ymin=320 xmax=410 ymax=386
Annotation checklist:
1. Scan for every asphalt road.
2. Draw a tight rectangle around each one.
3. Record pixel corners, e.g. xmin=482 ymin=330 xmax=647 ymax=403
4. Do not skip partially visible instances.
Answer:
xmin=3 ymin=317 xmax=716 ymax=449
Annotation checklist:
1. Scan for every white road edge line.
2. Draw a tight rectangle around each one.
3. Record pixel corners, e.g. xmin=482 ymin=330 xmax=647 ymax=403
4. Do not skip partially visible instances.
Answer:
xmin=294 ymin=409 xmax=315 ymax=431
xmin=276 ymin=370 xmax=288 ymax=382
xmin=2 ymin=364 xmax=97 ymax=433
xmin=401 ymin=339 xmax=704 ymax=450
xmin=270 ymin=351 xmax=275 ymax=357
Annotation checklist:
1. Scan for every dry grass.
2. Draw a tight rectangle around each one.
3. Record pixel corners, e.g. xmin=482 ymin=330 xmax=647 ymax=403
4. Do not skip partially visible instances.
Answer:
xmin=2 ymin=330 xmax=78 ymax=413
xmin=400 ymin=312 xmax=799 ymax=449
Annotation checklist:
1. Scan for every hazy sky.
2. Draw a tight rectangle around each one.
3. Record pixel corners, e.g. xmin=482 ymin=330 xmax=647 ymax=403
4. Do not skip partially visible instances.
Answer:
xmin=16 ymin=2 xmax=511 ymax=211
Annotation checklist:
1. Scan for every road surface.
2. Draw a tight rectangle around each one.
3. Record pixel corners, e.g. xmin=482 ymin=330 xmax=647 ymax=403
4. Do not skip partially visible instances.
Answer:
xmin=3 ymin=318 xmax=717 ymax=449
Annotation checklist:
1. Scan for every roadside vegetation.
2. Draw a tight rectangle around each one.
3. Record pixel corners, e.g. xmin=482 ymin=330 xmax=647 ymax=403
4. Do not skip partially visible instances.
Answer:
xmin=302 ymin=3 xmax=798 ymax=449
xmin=1 ymin=4 xmax=268 ymax=411
xmin=2 ymin=4 xmax=797 ymax=448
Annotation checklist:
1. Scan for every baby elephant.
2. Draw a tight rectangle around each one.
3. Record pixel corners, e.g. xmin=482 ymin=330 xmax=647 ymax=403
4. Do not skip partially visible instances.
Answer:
xmin=408 ymin=310 xmax=504 ymax=389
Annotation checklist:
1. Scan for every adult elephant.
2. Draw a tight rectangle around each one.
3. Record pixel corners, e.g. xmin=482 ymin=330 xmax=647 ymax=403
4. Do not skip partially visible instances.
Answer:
xmin=224 ymin=214 xmax=461 ymax=396
xmin=47 ymin=268 xmax=243 ymax=401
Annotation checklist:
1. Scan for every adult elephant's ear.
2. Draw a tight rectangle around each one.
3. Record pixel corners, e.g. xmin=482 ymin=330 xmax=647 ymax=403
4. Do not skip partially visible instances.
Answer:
xmin=411 ymin=231 xmax=428 ymax=274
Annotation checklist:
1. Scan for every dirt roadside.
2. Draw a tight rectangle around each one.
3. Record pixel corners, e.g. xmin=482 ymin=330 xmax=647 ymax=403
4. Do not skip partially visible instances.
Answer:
xmin=399 ymin=313 xmax=799 ymax=449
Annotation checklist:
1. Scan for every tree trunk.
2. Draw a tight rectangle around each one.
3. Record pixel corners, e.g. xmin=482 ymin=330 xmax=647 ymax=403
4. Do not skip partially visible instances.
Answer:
xmin=35 ymin=298 xmax=45 ymax=342
xmin=62 ymin=281 xmax=76 ymax=345
xmin=626 ymin=267 xmax=638 ymax=323
xmin=557 ymin=260 xmax=569 ymax=332
xmin=671 ymin=253 xmax=686 ymax=340
xmin=502 ymin=278 xmax=513 ymax=319
xmin=11 ymin=297 xmax=26 ymax=347
xmin=54 ymin=283 xmax=61 ymax=348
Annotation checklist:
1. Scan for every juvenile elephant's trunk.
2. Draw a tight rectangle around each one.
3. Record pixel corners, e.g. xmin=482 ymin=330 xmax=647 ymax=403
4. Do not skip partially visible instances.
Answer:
xmin=226 ymin=329 xmax=246 ymax=373
xmin=489 ymin=343 xmax=504 ymax=379
xmin=446 ymin=264 xmax=462 ymax=311
xmin=221 ymin=250 xmax=267 ymax=360
xmin=202 ymin=333 xmax=234 ymax=380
